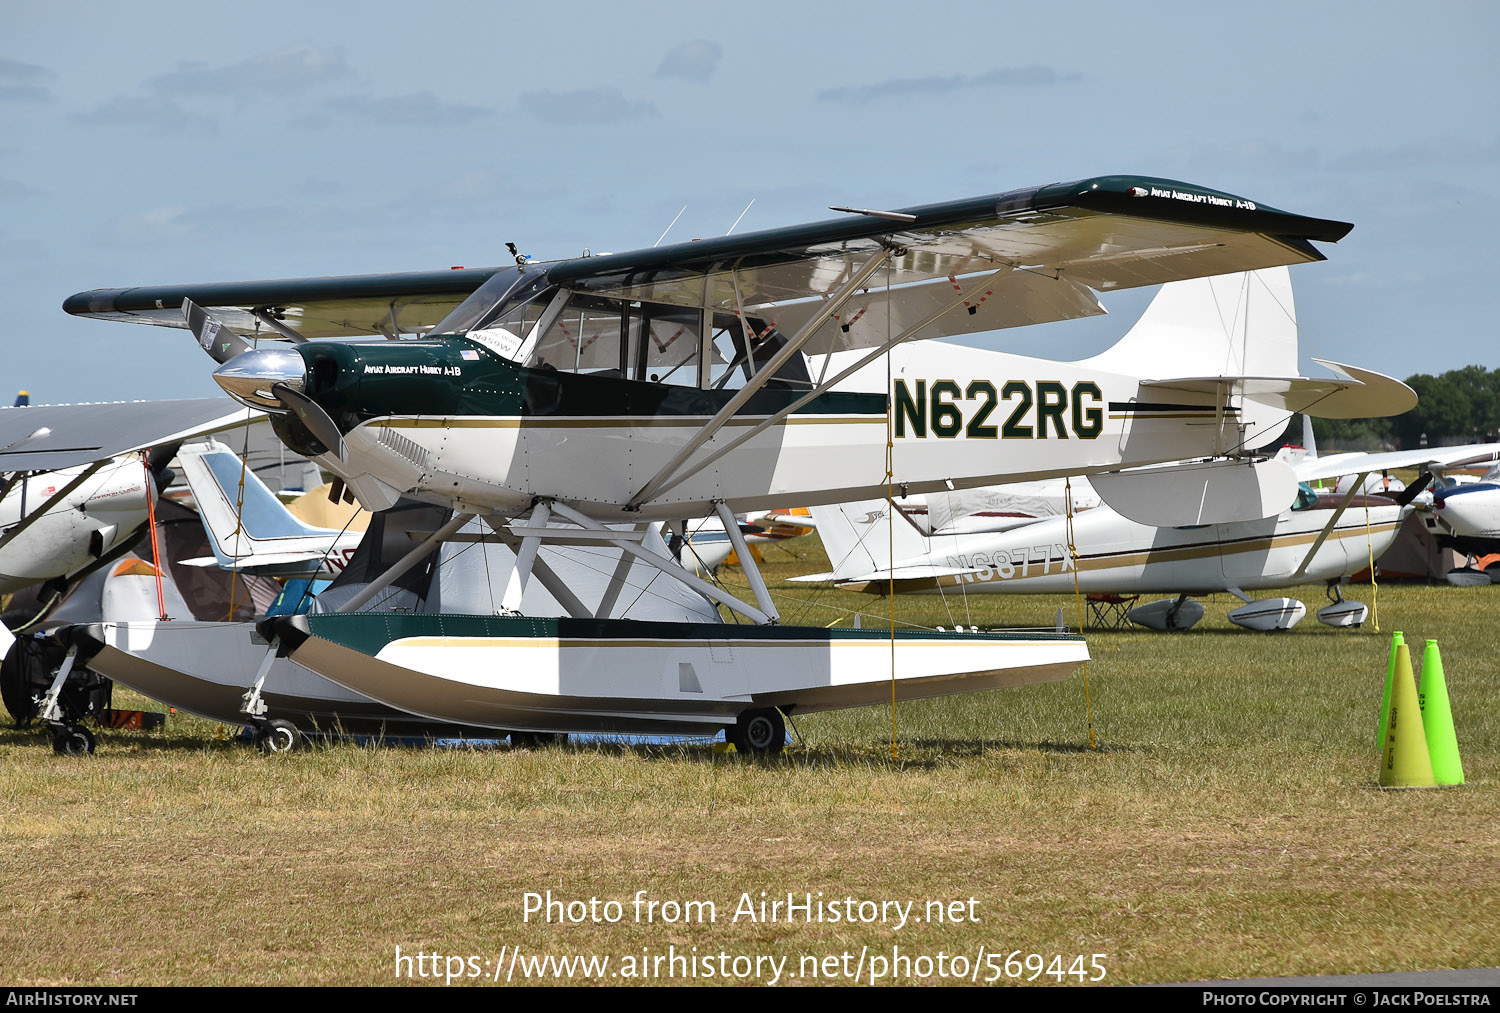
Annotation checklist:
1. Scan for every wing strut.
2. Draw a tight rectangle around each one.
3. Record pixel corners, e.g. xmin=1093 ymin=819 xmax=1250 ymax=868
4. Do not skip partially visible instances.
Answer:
xmin=481 ymin=509 xmax=595 ymax=619
xmin=1290 ymin=474 xmax=1368 ymax=580
xmin=630 ymin=266 xmax=1011 ymax=507
xmin=335 ymin=511 xmax=476 ymax=613
xmin=500 ymin=500 xmax=550 ymax=612
xmin=715 ymin=501 xmax=779 ymax=623
xmin=626 ymin=251 xmax=893 ymax=510
xmin=545 ymin=500 xmax=773 ymax=624
xmin=0 ymin=461 xmax=107 ymax=554
xmin=252 ymin=309 xmax=308 ymax=344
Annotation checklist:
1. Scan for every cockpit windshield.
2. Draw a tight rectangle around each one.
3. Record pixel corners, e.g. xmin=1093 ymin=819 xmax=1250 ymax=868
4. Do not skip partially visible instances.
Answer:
xmin=1290 ymin=482 xmax=1321 ymax=511
xmin=430 ymin=266 xmax=552 ymax=338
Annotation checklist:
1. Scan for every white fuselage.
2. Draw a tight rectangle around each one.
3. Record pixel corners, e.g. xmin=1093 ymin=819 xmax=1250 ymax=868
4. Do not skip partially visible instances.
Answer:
xmin=885 ymin=499 xmax=1405 ymax=596
xmin=1430 ymin=482 xmax=1500 ymax=541
xmin=328 ymin=341 xmax=1246 ymax=520
xmin=0 ymin=458 xmax=150 ymax=593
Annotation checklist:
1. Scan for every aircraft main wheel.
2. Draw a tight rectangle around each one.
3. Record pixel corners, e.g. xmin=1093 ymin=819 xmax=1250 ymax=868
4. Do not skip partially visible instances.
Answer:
xmin=53 ymin=725 xmax=96 ymax=756
xmin=730 ymin=708 xmax=785 ymax=757
xmin=510 ymin=731 xmax=567 ymax=748
xmin=257 ymin=719 xmax=300 ymax=754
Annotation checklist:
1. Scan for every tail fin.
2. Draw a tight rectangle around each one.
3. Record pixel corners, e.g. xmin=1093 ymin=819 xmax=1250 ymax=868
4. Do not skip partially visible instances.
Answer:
xmin=13 ymin=391 xmax=28 ymax=407
xmin=808 ymin=499 xmax=930 ymax=581
xmin=1079 ymin=266 xmax=1297 ymax=447
xmin=177 ymin=440 xmax=345 ymax=573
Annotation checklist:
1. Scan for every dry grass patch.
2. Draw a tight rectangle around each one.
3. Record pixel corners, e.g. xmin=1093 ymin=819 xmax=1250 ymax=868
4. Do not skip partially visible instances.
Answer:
xmin=1 ymin=542 xmax=1497 ymax=985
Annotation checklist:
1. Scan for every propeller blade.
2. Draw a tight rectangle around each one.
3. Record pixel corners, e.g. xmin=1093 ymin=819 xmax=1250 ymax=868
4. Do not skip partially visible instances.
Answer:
xmin=1396 ymin=471 xmax=1433 ymax=507
xmin=270 ymin=383 xmax=346 ymax=462
xmin=146 ymin=441 xmax=184 ymax=492
xmin=183 ymin=298 xmax=254 ymax=364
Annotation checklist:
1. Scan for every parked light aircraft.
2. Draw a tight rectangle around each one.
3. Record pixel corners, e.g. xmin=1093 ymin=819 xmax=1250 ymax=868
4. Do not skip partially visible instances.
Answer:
xmin=803 ymin=481 xmax=1414 ymax=631
xmin=1424 ymin=465 xmax=1500 ymax=561
xmin=0 ymin=398 xmax=253 ymax=750
xmin=63 ymin=175 xmax=1416 ymax=749
xmin=805 ymin=445 xmax=1500 ymax=633
xmin=0 ymin=399 xmax=250 ymax=623
xmin=675 ymin=508 xmax=816 ymax=573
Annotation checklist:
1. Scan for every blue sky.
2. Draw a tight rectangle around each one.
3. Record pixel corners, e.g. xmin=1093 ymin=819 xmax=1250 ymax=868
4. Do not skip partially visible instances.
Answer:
xmin=2 ymin=1 xmax=1495 ymax=402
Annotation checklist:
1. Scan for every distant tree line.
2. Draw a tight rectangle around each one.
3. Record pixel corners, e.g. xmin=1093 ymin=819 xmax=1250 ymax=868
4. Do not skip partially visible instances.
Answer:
xmin=1309 ymin=364 xmax=1500 ymax=450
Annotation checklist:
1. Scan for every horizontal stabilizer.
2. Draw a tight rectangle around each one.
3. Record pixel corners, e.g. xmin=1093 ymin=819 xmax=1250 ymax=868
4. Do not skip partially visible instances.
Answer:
xmin=1092 ymin=457 xmax=1298 ymax=525
xmin=1141 ymin=360 xmax=1416 ymax=420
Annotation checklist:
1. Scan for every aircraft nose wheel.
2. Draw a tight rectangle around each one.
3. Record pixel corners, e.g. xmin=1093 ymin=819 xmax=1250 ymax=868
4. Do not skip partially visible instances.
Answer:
xmin=256 ymin=719 xmax=301 ymax=754
xmin=729 ymin=708 xmax=785 ymax=757
xmin=52 ymin=724 xmax=96 ymax=756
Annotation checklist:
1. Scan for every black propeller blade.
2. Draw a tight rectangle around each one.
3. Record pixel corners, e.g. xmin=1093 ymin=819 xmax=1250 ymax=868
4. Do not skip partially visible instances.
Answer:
xmin=271 ymin=383 xmax=346 ymax=462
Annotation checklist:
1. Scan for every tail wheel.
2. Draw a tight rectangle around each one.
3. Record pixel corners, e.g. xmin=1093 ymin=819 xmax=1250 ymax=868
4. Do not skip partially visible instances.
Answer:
xmin=257 ymin=719 xmax=300 ymax=754
xmin=53 ymin=725 xmax=96 ymax=756
xmin=730 ymin=708 xmax=785 ymax=757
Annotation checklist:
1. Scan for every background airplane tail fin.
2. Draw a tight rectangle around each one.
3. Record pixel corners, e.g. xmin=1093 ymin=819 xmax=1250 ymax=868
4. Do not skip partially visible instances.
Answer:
xmin=13 ymin=391 xmax=28 ymax=407
xmin=807 ymin=499 xmax=929 ymax=581
xmin=1080 ymin=266 xmax=1298 ymax=448
xmin=177 ymin=440 xmax=337 ymax=565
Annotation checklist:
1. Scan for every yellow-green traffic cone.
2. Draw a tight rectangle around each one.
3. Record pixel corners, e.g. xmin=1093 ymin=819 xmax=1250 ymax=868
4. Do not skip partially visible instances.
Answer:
xmin=1376 ymin=631 xmax=1404 ymax=751
xmin=1380 ymin=643 xmax=1436 ymax=788
xmin=1419 ymin=639 xmax=1464 ymax=786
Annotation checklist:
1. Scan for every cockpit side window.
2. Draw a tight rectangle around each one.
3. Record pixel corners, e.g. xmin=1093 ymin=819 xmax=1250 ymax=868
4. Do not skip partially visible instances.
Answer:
xmin=709 ymin=314 xmax=812 ymax=391
xmin=525 ymin=292 xmax=718 ymax=388
xmin=1290 ymin=482 xmax=1321 ymax=511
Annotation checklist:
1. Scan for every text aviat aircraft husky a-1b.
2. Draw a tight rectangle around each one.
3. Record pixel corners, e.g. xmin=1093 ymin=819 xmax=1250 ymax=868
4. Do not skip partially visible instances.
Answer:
xmin=63 ymin=175 xmax=1416 ymax=751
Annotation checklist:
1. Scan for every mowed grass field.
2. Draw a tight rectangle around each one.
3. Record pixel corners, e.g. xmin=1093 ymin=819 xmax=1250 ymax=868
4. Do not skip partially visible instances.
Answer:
xmin=1 ymin=535 xmax=1497 ymax=986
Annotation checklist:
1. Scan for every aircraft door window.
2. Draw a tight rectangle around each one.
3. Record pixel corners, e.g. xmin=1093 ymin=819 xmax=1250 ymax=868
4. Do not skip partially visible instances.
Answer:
xmin=709 ymin=314 xmax=813 ymax=391
xmin=525 ymin=293 xmax=707 ymax=387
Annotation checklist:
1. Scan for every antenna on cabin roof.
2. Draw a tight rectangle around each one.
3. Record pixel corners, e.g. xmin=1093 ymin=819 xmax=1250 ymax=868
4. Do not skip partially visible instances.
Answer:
xmin=654 ymin=206 xmax=688 ymax=248
xmin=726 ymin=198 xmax=755 ymax=235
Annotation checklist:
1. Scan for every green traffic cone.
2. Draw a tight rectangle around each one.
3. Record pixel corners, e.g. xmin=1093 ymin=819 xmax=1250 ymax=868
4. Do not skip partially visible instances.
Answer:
xmin=1377 ymin=631 xmax=1404 ymax=751
xmin=1419 ymin=640 xmax=1465 ymax=786
xmin=1380 ymin=643 xmax=1436 ymax=788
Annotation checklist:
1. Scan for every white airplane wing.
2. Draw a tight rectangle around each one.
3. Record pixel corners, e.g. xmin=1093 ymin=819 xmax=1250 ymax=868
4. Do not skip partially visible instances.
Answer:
xmin=0 ymin=398 xmax=252 ymax=473
xmin=66 ymin=175 xmax=1353 ymax=354
xmin=1293 ymin=442 xmax=1500 ymax=483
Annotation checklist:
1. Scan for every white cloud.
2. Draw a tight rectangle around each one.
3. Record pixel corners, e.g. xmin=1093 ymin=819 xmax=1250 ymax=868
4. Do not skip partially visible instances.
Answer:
xmin=818 ymin=65 xmax=1080 ymax=104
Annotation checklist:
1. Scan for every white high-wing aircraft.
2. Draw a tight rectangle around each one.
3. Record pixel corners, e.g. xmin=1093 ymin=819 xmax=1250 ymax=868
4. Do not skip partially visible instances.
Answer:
xmin=802 ymin=479 xmax=1413 ymax=632
xmin=803 ymin=438 xmax=1500 ymax=632
xmin=63 ymin=175 xmax=1417 ymax=750
xmin=0 ymin=399 xmax=251 ymax=631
